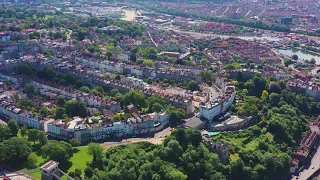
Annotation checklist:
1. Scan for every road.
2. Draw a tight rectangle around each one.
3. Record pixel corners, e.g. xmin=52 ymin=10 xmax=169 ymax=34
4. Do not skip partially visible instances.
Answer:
xmin=0 ymin=170 xmax=34 ymax=180
xmin=293 ymin=146 xmax=320 ymax=180
xmin=147 ymin=30 xmax=158 ymax=47
xmin=311 ymin=66 xmax=320 ymax=75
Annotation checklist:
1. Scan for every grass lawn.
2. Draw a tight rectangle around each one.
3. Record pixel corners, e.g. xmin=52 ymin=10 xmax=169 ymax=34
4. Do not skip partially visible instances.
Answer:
xmin=19 ymin=146 xmax=92 ymax=180
xmin=68 ymin=146 xmax=93 ymax=173
xmin=230 ymin=154 xmax=239 ymax=162
xmin=28 ymin=172 xmax=42 ymax=179
xmin=21 ymin=152 xmax=46 ymax=180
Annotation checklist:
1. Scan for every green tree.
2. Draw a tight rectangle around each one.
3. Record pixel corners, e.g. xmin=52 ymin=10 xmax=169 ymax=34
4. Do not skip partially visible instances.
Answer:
xmin=7 ymin=120 xmax=19 ymax=136
xmin=40 ymin=107 xmax=48 ymax=116
xmin=57 ymin=96 xmax=66 ymax=106
xmin=252 ymin=74 xmax=267 ymax=95
xmin=163 ymin=140 xmax=184 ymax=163
xmin=238 ymin=102 xmax=259 ymax=116
xmin=124 ymin=90 xmax=146 ymax=107
xmin=41 ymin=140 xmax=73 ymax=163
xmin=230 ymin=158 xmax=246 ymax=179
xmin=200 ymin=58 xmax=210 ymax=66
xmin=113 ymin=114 xmax=121 ymax=121
xmin=65 ymin=99 xmax=87 ymax=117
xmin=278 ymin=81 xmax=286 ymax=90
xmin=167 ymin=105 xmax=186 ymax=124
xmin=115 ymin=74 xmax=121 ymax=81
xmin=293 ymin=41 xmax=300 ymax=47
xmin=152 ymin=102 xmax=163 ymax=113
xmin=64 ymin=74 xmax=76 ymax=85
xmin=75 ymin=80 xmax=84 ymax=89
xmin=17 ymin=64 xmax=34 ymax=76
xmin=147 ymin=95 xmax=165 ymax=113
xmin=292 ymin=54 xmax=298 ymax=60
xmin=44 ymin=49 xmax=51 ymax=57
xmin=0 ymin=124 xmax=11 ymax=142
xmin=38 ymin=131 xmax=48 ymax=146
xmin=187 ymin=80 xmax=198 ymax=91
xmin=84 ymin=167 xmax=94 ymax=178
xmin=142 ymin=60 xmax=155 ymax=67
xmin=74 ymin=168 xmax=82 ymax=178
xmin=199 ymin=71 xmax=213 ymax=84
xmin=24 ymin=83 xmax=35 ymax=94
xmin=88 ymin=142 xmax=104 ymax=163
xmin=106 ymin=51 xmax=113 ymax=60
xmin=224 ymin=63 xmax=241 ymax=70
xmin=146 ymin=78 xmax=153 ymax=84
xmin=26 ymin=153 xmax=38 ymax=169
xmin=70 ymin=138 xmax=81 ymax=147
xmin=28 ymin=129 xmax=39 ymax=145
xmin=310 ymin=58 xmax=316 ymax=64
xmin=269 ymin=93 xmax=280 ymax=106
xmin=79 ymin=86 xmax=91 ymax=93
xmin=114 ymin=93 xmax=124 ymax=103
xmin=110 ymin=89 xmax=120 ymax=97
xmin=0 ymin=137 xmax=32 ymax=162
xmin=55 ymin=107 xmax=65 ymax=119
xmin=261 ymin=90 xmax=269 ymax=102
xmin=269 ymin=83 xmax=282 ymax=94
xmin=20 ymin=126 xmax=28 ymax=138
xmin=43 ymin=67 xmax=56 ymax=79
xmin=168 ymin=171 xmax=187 ymax=180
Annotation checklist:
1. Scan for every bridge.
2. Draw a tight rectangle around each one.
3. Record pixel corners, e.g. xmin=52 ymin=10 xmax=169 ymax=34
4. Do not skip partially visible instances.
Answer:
xmin=1 ymin=161 xmax=74 ymax=180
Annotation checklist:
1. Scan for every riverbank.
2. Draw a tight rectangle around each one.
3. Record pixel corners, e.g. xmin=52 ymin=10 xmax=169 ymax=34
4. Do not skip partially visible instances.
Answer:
xmin=277 ymin=48 xmax=320 ymax=65
xmin=169 ymin=28 xmax=281 ymax=41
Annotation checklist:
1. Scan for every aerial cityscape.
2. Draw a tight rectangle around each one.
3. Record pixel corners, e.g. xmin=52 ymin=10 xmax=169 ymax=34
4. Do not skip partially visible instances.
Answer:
xmin=0 ymin=0 xmax=320 ymax=180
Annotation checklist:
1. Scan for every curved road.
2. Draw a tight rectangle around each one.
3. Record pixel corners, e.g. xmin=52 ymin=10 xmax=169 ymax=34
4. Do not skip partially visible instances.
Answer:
xmin=311 ymin=66 xmax=320 ymax=75
xmin=293 ymin=146 xmax=320 ymax=180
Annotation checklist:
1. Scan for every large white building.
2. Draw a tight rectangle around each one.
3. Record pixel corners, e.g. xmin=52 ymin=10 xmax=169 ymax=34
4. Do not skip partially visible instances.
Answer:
xmin=200 ymin=76 xmax=236 ymax=121
xmin=48 ymin=112 xmax=170 ymax=143
xmin=306 ymin=85 xmax=320 ymax=100
xmin=32 ymin=80 xmax=120 ymax=113
xmin=0 ymin=100 xmax=41 ymax=130
xmin=200 ymin=102 xmax=222 ymax=121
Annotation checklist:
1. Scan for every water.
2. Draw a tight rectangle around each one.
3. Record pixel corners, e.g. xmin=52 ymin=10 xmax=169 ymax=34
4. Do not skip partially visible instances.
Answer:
xmin=218 ymin=35 xmax=280 ymax=42
xmin=277 ymin=49 xmax=320 ymax=65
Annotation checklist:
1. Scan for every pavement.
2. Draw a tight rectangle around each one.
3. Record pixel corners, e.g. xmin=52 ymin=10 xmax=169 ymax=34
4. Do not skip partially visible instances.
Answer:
xmin=102 ymin=127 xmax=172 ymax=149
xmin=293 ymin=146 xmax=320 ymax=180
xmin=0 ymin=119 xmax=7 ymax=125
xmin=0 ymin=170 xmax=34 ymax=180
xmin=311 ymin=66 xmax=320 ymax=75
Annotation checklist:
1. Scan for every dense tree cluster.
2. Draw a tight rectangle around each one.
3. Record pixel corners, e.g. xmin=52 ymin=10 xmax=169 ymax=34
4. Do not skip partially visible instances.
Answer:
xmin=136 ymin=48 xmax=159 ymax=59
xmin=87 ymin=129 xmax=226 ymax=180
xmin=0 ymin=8 xmax=80 ymax=32
xmin=219 ymin=72 xmax=320 ymax=179
xmin=145 ymin=4 xmax=290 ymax=32
xmin=0 ymin=8 xmax=146 ymax=45
xmin=0 ymin=121 xmax=77 ymax=171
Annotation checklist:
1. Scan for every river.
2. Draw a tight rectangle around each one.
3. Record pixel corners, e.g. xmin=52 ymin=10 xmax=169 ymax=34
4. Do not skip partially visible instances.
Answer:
xmin=218 ymin=35 xmax=280 ymax=42
xmin=277 ymin=49 xmax=320 ymax=65
xmin=171 ymin=29 xmax=281 ymax=42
